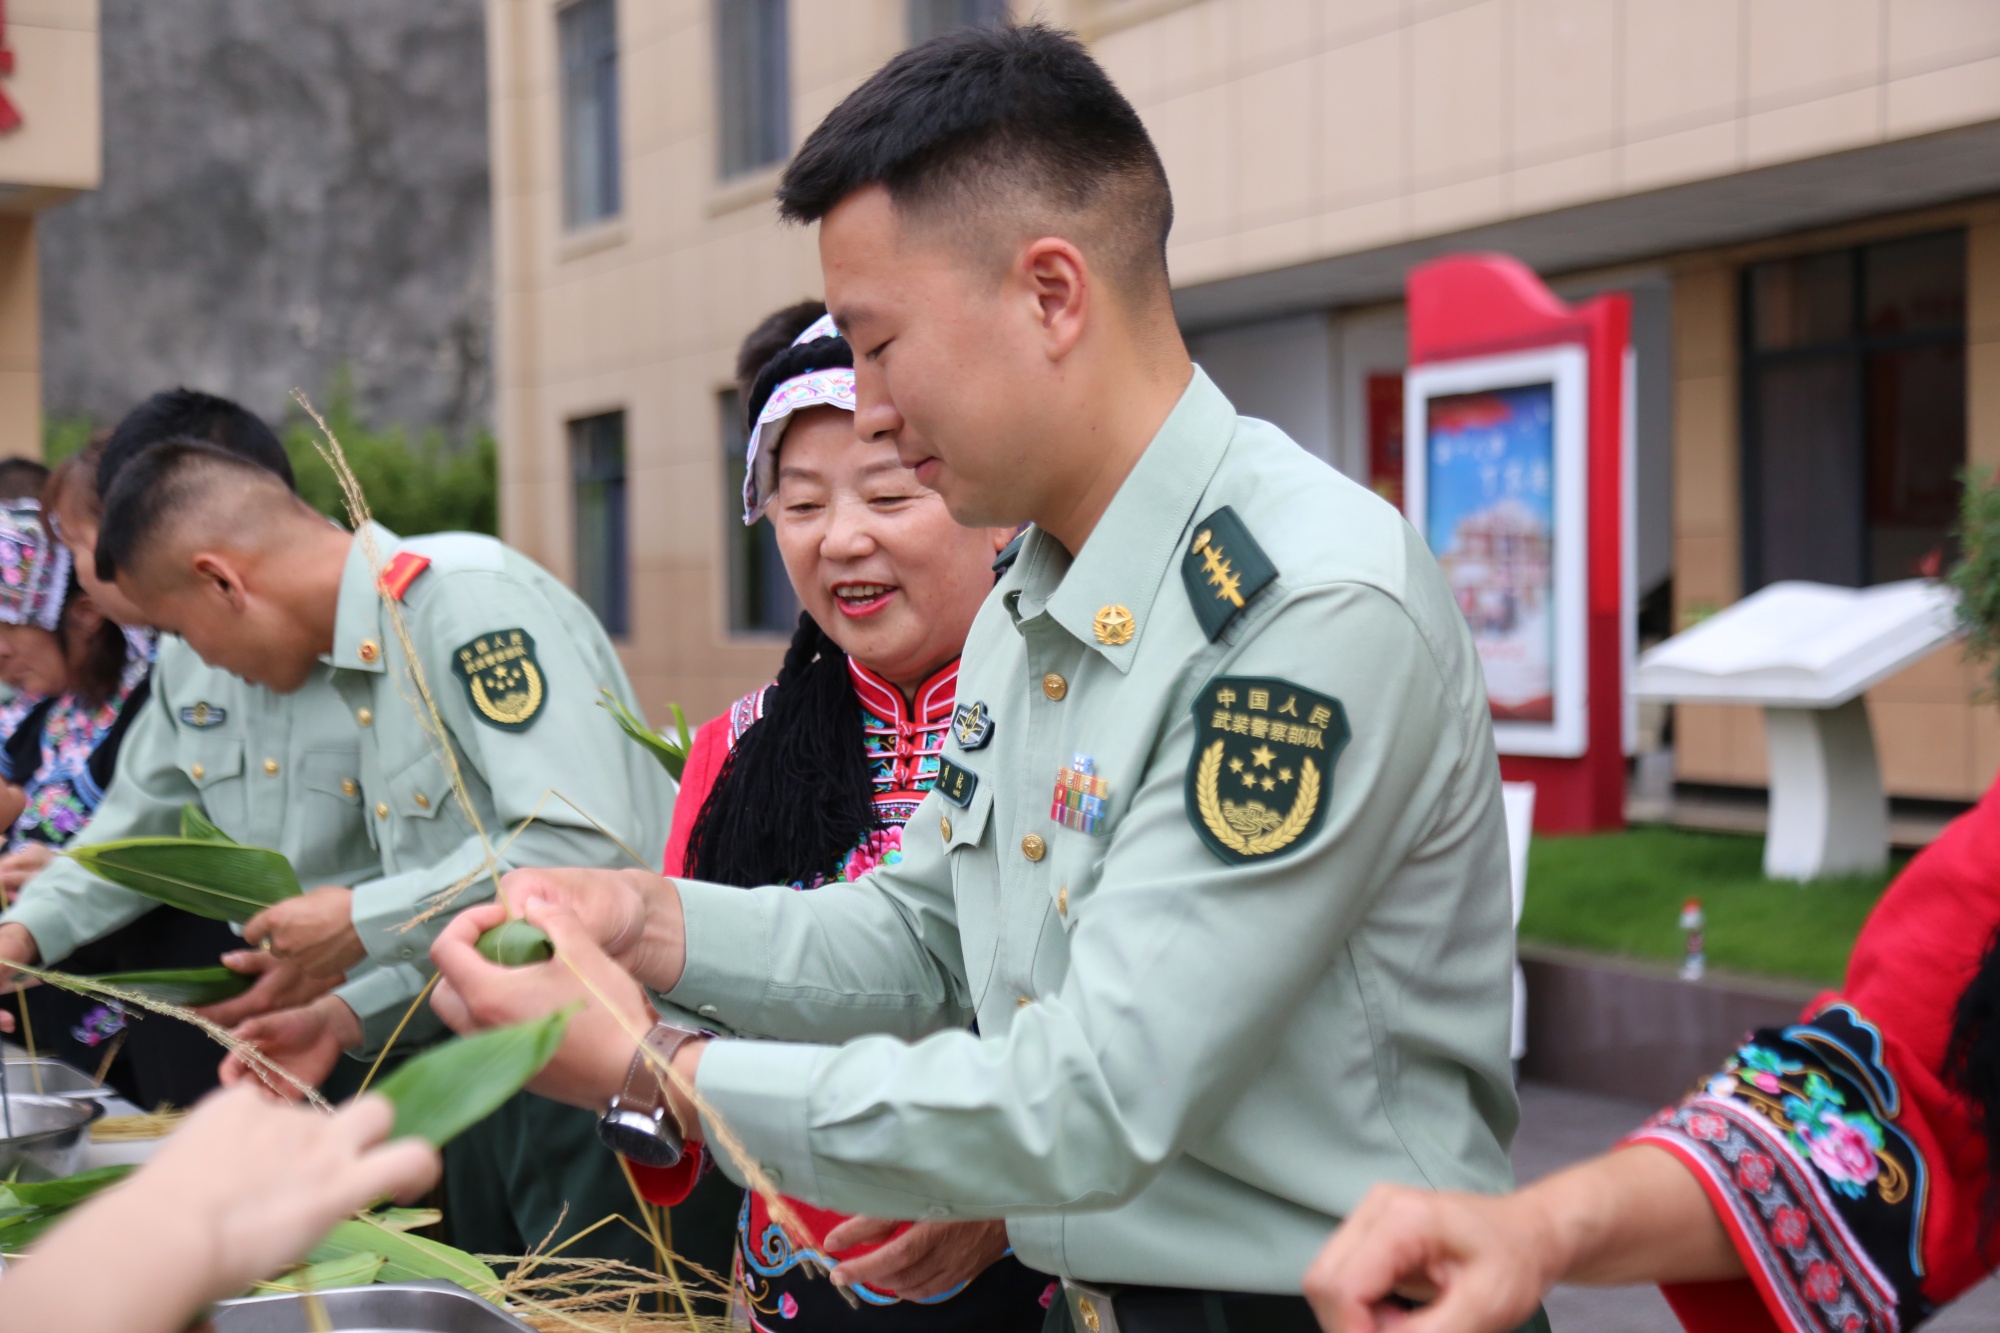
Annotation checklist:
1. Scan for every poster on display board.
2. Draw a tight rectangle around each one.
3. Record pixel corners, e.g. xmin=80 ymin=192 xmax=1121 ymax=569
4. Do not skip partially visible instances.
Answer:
xmin=1404 ymin=345 xmax=1588 ymax=758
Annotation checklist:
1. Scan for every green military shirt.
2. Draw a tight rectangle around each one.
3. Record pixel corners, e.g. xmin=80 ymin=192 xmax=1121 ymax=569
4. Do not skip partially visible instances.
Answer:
xmin=5 ymin=635 xmax=380 ymax=964
xmin=321 ymin=524 xmax=673 ymax=1050
xmin=664 ymin=369 xmax=1518 ymax=1293
xmin=6 ymin=524 xmax=673 ymax=1055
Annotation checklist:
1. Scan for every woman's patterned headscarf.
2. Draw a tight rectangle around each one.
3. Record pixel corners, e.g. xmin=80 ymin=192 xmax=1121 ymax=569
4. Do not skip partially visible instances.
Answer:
xmin=0 ymin=501 xmax=70 ymax=630
xmin=741 ymin=312 xmax=855 ymax=525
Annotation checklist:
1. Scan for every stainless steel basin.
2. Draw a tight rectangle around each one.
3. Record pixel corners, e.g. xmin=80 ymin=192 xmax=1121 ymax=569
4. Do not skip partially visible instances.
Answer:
xmin=2 ymin=1058 xmax=111 ymax=1104
xmin=211 ymin=1281 xmax=535 ymax=1332
xmin=0 ymin=1093 xmax=102 ymax=1181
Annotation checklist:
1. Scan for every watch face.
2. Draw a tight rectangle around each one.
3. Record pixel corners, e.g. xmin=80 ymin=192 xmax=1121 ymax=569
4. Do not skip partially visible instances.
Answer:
xmin=597 ymin=1108 xmax=685 ymax=1170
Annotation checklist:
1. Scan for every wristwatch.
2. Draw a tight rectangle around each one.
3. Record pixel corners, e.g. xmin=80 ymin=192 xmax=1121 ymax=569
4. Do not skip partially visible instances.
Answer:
xmin=595 ymin=1018 xmax=706 ymax=1168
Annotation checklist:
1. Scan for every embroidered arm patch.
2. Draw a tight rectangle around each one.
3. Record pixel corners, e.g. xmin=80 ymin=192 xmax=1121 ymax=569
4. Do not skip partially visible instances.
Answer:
xmin=1186 ymin=676 xmax=1347 ymax=863
xmin=453 ymin=629 xmax=546 ymax=732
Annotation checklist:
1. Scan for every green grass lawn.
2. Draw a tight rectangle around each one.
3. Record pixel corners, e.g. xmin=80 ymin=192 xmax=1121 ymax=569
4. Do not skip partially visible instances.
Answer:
xmin=1518 ymin=825 xmax=1904 ymax=986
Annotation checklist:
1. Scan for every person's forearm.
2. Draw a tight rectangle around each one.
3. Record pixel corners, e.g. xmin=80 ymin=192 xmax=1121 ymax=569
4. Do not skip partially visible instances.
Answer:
xmin=0 ymin=1182 xmax=227 ymax=1333
xmin=1532 ymin=1145 xmax=1744 ymax=1288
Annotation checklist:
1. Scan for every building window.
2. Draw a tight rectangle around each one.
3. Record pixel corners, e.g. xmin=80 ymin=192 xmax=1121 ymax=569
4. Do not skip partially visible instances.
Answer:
xmin=908 ymin=0 xmax=1009 ymax=43
xmin=714 ymin=0 xmax=789 ymax=179
xmin=1741 ymin=229 xmax=1965 ymax=590
xmin=558 ymin=0 xmax=621 ymax=228
xmin=720 ymin=389 xmax=799 ymax=633
xmin=570 ymin=411 xmax=629 ymax=636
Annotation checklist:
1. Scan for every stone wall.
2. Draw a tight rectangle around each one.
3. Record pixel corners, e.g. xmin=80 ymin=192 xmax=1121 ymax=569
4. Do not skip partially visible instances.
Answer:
xmin=38 ymin=0 xmax=491 ymax=437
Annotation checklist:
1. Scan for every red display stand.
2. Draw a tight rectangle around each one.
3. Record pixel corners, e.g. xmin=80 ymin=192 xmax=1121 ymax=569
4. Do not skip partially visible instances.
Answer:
xmin=1404 ymin=254 xmax=1630 ymax=833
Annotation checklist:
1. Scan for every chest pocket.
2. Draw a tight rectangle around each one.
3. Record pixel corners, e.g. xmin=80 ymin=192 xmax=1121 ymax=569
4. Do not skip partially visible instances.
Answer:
xmin=941 ymin=779 xmax=993 ymax=854
xmin=179 ymin=738 xmax=247 ymax=831
xmin=940 ymin=777 xmax=1006 ymax=1010
xmin=387 ymin=749 xmax=452 ymax=823
xmin=300 ymin=748 xmax=362 ymax=808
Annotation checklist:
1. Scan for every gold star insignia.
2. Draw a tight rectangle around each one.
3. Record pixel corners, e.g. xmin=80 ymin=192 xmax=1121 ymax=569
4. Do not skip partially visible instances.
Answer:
xmin=1261 ymin=776 xmax=1277 ymax=791
xmin=1228 ymin=757 xmax=1244 ymax=773
xmin=1241 ymin=772 xmax=1258 ymax=789
xmin=1250 ymin=744 xmax=1276 ymax=768
xmin=1278 ymin=767 xmax=1293 ymax=783
xmin=1201 ymin=546 xmax=1244 ymax=607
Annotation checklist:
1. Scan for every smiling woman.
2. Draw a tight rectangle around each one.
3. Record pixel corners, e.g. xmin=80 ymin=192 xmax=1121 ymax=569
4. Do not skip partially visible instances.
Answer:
xmin=613 ymin=303 xmax=1049 ymax=1330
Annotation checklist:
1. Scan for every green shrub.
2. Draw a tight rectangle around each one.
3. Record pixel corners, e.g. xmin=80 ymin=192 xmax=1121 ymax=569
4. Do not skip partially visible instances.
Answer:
xmin=284 ymin=401 xmax=497 ymax=537
xmin=42 ymin=416 xmax=94 ymax=466
xmin=1950 ymin=466 xmax=2000 ymax=698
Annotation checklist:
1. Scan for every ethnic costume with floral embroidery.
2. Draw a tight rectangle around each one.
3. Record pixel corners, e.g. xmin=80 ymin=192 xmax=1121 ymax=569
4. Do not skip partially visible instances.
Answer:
xmin=639 ymin=654 xmax=1056 ymax=1330
xmin=9 ymin=646 xmax=152 ymax=849
xmin=1630 ymin=772 xmax=2000 ymax=1333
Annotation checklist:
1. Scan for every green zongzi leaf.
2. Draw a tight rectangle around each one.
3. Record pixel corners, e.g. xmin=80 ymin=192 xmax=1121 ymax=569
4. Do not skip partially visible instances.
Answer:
xmin=85 ymin=965 xmax=253 ymax=1006
xmin=598 ymin=689 xmax=691 ymax=781
xmin=179 ymin=803 xmax=235 ymax=843
xmin=373 ymin=1007 xmax=575 ymax=1149
xmin=368 ymin=1206 xmax=442 ymax=1233
xmin=66 ymin=837 xmax=301 ymax=923
xmin=0 ymin=1165 xmax=133 ymax=1211
xmin=258 ymin=1250 xmax=385 ymax=1293
xmin=475 ymin=919 xmax=553 ymax=966
xmin=308 ymin=1219 xmax=500 ymax=1299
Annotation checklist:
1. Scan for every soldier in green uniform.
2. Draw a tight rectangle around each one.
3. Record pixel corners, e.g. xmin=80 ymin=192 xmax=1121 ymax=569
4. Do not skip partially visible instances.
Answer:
xmin=429 ymin=23 xmax=1541 ymax=1333
xmin=6 ymin=433 xmax=669 ymax=1268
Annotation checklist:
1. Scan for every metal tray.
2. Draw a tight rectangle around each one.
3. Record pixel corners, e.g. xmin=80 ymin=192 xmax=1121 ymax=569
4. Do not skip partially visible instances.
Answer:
xmin=2 ymin=1057 xmax=112 ymax=1103
xmin=0 ymin=1092 xmax=102 ymax=1181
xmin=211 ymin=1281 xmax=534 ymax=1332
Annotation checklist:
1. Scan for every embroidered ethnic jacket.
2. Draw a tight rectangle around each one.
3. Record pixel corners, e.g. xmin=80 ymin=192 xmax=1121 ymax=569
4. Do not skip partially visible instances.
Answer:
xmin=662 ymin=369 xmax=1519 ymax=1293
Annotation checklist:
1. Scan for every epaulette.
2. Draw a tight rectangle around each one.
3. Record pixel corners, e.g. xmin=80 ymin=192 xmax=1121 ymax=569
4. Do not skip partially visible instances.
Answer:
xmin=377 ymin=551 xmax=432 ymax=602
xmin=992 ymin=527 xmax=1028 ymax=575
xmin=1181 ymin=506 xmax=1276 ymax=641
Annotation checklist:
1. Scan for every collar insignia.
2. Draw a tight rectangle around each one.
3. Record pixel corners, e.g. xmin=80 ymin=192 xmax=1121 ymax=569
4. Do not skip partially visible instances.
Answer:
xmin=179 ymin=702 xmax=227 ymax=728
xmin=1181 ymin=506 xmax=1276 ymax=641
xmin=952 ymin=700 xmax=995 ymax=751
xmin=1187 ymin=676 xmax=1347 ymax=863
xmin=1093 ymin=604 xmax=1136 ymax=646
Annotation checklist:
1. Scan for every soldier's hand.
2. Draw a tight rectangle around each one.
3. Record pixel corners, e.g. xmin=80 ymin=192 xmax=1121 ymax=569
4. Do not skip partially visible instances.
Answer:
xmin=220 ymin=996 xmax=359 ymax=1098
xmin=243 ymin=885 xmax=367 ymax=979
xmin=0 ymin=842 xmax=55 ymax=898
xmin=429 ymin=898 xmax=658 ymax=1111
xmin=495 ymin=866 xmax=688 ymax=990
xmin=195 ymin=949 xmax=342 ymax=1028
xmin=826 ymin=1216 xmax=1011 ymax=1302
xmin=0 ymin=921 xmax=39 ymax=1033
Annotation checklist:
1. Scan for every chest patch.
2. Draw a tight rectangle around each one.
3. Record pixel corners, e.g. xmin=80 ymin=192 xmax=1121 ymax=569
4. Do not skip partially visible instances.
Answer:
xmin=453 ymin=629 xmax=546 ymax=732
xmin=1187 ymin=676 xmax=1348 ymax=863
xmin=179 ymin=702 xmax=228 ymax=728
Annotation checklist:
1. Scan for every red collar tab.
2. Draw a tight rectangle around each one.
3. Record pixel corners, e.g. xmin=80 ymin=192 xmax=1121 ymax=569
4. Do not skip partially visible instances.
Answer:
xmin=377 ymin=551 xmax=432 ymax=602
xmin=847 ymin=656 xmax=960 ymax=728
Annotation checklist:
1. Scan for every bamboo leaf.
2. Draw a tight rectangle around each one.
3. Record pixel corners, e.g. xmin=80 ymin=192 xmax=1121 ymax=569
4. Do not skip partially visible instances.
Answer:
xmin=597 ymin=689 xmax=689 ymax=781
xmin=178 ymin=803 xmax=235 ymax=844
xmin=83 ymin=965 xmax=252 ymax=1006
xmin=475 ymin=919 xmax=553 ymax=966
xmin=372 ymin=1007 xmax=575 ymax=1149
xmin=0 ymin=1165 xmax=133 ymax=1211
xmin=65 ymin=837 xmax=301 ymax=923
xmin=308 ymin=1218 xmax=501 ymax=1300
xmin=257 ymin=1250 xmax=385 ymax=1293
xmin=369 ymin=1206 xmax=442 ymax=1233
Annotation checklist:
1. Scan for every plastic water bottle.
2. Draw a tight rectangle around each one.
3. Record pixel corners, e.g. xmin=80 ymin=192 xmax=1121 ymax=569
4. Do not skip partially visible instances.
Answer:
xmin=1679 ymin=898 xmax=1706 ymax=981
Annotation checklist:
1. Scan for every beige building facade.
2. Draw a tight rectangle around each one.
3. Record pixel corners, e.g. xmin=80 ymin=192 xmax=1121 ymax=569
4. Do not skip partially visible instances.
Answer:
xmin=488 ymin=0 xmax=2000 ymax=803
xmin=0 ymin=0 xmax=99 ymax=458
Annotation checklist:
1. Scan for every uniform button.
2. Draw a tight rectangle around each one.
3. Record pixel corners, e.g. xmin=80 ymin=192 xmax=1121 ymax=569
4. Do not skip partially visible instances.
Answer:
xmin=940 ymin=815 xmax=953 ymax=842
xmin=1041 ymin=672 xmax=1067 ymax=701
xmin=374 ymin=802 xmax=389 ymax=819
xmin=341 ymin=779 xmax=358 ymax=798
xmin=1020 ymin=833 xmax=1046 ymax=862
xmin=697 ymin=1004 xmax=719 ymax=1019
xmin=359 ymin=639 xmax=380 ymax=664
xmin=414 ymin=792 xmax=430 ymax=810
xmin=263 ymin=758 xmax=279 ymax=775
xmin=1015 ymin=996 xmax=1031 ymax=1008
xmin=398 ymin=945 xmax=415 ymax=960
xmin=356 ymin=708 xmax=373 ymax=727
xmin=1057 ymin=885 xmax=1068 ymax=916
xmin=190 ymin=763 xmax=205 ymax=780
xmin=766 ymin=1168 xmax=784 ymax=1187
xmin=925 ymin=1205 xmax=949 ymax=1219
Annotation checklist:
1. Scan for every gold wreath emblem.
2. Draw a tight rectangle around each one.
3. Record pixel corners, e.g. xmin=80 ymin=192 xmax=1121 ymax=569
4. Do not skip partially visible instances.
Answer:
xmin=1195 ymin=740 xmax=1320 ymax=857
xmin=469 ymin=658 xmax=544 ymax=726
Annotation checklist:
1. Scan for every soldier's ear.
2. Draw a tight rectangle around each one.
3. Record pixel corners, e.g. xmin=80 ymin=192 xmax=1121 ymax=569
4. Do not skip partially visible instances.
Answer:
xmin=188 ymin=551 xmax=248 ymax=609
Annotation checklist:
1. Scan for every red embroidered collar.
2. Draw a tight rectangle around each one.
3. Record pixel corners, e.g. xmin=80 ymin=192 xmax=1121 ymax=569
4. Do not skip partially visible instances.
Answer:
xmin=849 ymin=656 xmax=959 ymax=797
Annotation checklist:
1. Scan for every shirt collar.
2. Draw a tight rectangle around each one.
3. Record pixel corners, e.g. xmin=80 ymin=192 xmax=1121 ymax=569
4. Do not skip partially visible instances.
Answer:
xmin=1011 ymin=367 xmax=1235 ymax=671
xmin=847 ymin=654 xmax=960 ymax=729
xmin=326 ymin=521 xmax=403 ymax=673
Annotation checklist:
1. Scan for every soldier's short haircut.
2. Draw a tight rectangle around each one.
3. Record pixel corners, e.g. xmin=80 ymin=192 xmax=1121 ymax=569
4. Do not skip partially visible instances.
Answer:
xmin=777 ymin=23 xmax=1173 ymax=301
xmin=96 ymin=437 xmax=293 ymax=582
xmin=98 ymin=388 xmax=295 ymax=504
